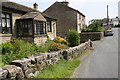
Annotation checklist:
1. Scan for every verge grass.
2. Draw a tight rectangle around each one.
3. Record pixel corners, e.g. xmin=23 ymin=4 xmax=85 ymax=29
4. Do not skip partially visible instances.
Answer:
xmin=35 ymin=59 xmax=80 ymax=78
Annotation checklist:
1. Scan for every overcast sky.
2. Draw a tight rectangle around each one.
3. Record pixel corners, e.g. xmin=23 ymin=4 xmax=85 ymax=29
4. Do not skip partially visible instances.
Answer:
xmin=10 ymin=0 xmax=119 ymax=24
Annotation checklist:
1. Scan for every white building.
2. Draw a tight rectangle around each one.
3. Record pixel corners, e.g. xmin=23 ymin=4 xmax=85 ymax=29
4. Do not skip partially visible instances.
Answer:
xmin=118 ymin=1 xmax=120 ymax=18
xmin=110 ymin=18 xmax=120 ymax=26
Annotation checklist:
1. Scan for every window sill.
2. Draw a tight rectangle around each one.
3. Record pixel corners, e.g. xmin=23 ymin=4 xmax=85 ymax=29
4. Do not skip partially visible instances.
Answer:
xmin=0 ymin=34 xmax=12 ymax=37
xmin=34 ymin=34 xmax=48 ymax=37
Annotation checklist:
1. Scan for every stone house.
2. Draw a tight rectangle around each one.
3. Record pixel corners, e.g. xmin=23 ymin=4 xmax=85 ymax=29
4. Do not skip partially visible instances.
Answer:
xmin=110 ymin=18 xmax=120 ymax=26
xmin=44 ymin=1 xmax=85 ymax=38
xmin=1 ymin=1 xmax=56 ymax=45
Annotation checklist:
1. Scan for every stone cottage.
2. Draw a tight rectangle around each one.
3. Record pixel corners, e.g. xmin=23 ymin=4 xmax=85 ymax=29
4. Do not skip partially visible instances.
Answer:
xmin=44 ymin=1 xmax=85 ymax=38
xmin=0 ymin=1 xmax=56 ymax=45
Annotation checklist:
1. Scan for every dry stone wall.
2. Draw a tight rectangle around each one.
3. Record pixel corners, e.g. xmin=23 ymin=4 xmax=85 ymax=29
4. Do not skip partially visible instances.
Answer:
xmin=0 ymin=41 xmax=92 ymax=80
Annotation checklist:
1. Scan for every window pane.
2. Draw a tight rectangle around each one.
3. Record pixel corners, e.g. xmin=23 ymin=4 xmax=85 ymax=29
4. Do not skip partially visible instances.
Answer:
xmin=6 ymin=14 xmax=10 ymax=18
xmin=7 ymin=19 xmax=10 ymax=27
xmin=47 ymin=22 xmax=50 ymax=32
xmin=2 ymin=27 xmax=6 ymax=34
xmin=47 ymin=22 xmax=52 ymax=32
xmin=7 ymin=27 xmax=11 ymax=33
xmin=1 ymin=13 xmax=5 ymax=18
xmin=2 ymin=19 xmax=6 ymax=27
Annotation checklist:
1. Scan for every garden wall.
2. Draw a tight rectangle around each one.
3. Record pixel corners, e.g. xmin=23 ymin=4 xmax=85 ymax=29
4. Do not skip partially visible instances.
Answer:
xmin=80 ymin=32 xmax=104 ymax=43
xmin=0 ymin=41 xmax=92 ymax=80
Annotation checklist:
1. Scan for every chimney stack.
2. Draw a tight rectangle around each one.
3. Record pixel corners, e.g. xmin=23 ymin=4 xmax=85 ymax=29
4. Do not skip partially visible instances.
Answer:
xmin=33 ymin=3 xmax=38 ymax=10
xmin=61 ymin=0 xmax=69 ymax=6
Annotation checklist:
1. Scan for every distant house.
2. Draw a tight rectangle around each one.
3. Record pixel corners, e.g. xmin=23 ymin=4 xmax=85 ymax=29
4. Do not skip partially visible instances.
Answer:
xmin=110 ymin=17 xmax=120 ymax=26
xmin=44 ymin=1 xmax=85 ymax=38
xmin=1 ymin=1 xmax=56 ymax=45
xmin=118 ymin=1 xmax=120 ymax=18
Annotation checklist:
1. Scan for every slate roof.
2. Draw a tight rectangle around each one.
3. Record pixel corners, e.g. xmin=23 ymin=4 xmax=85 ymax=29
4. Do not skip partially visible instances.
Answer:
xmin=44 ymin=1 xmax=85 ymax=17
xmin=19 ymin=12 xmax=46 ymax=21
xmin=1 ymin=2 xmax=37 ymax=13
xmin=1 ymin=1 xmax=56 ymax=20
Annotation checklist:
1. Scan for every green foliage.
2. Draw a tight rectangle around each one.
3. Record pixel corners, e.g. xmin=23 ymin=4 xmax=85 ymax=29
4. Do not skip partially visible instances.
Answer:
xmin=83 ymin=19 xmax=105 ymax=32
xmin=0 ymin=36 xmax=69 ymax=65
xmin=1 ymin=39 xmax=37 ymax=64
xmin=49 ymin=43 xmax=68 ymax=51
xmin=53 ymin=36 xmax=69 ymax=45
xmin=82 ymin=27 xmax=105 ymax=32
xmin=2 ymin=42 xmax=14 ymax=55
xmin=67 ymin=30 xmax=80 ymax=47
xmin=35 ymin=59 xmax=80 ymax=78
xmin=37 ymin=40 xmax=55 ymax=53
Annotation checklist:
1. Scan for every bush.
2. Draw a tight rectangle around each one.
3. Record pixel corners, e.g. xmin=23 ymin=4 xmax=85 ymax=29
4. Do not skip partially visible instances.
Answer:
xmin=2 ymin=42 xmax=14 ymax=55
xmin=1 ymin=39 xmax=37 ymax=64
xmin=67 ymin=30 xmax=80 ymax=47
xmin=53 ymin=37 xmax=69 ymax=45
xmin=37 ymin=40 xmax=55 ymax=53
xmin=49 ymin=43 xmax=68 ymax=51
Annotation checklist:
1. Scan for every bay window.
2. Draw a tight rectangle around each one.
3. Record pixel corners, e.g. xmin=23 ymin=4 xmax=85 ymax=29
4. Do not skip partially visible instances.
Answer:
xmin=35 ymin=20 xmax=46 ymax=35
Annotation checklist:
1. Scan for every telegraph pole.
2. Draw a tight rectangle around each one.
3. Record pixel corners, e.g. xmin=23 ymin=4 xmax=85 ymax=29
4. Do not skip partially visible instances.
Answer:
xmin=107 ymin=5 xmax=109 ymax=28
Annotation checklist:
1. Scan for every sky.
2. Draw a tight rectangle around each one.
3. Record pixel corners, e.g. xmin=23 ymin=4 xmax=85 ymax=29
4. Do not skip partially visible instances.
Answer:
xmin=9 ymin=0 xmax=119 ymax=25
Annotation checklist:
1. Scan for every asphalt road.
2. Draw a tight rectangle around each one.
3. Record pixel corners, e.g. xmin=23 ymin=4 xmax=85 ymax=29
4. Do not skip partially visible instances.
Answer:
xmin=72 ymin=28 xmax=118 ymax=78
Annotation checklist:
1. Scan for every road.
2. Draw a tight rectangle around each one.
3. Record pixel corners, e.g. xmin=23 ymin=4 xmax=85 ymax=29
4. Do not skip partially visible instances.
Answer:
xmin=72 ymin=28 xmax=118 ymax=78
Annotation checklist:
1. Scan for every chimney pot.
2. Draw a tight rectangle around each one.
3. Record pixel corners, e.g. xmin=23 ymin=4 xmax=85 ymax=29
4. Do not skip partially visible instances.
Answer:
xmin=61 ymin=1 xmax=69 ymax=6
xmin=33 ymin=3 xmax=38 ymax=10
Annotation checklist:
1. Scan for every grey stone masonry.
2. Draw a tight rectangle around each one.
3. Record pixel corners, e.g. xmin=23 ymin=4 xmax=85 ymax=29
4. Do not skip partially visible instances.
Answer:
xmin=0 ymin=40 xmax=92 ymax=80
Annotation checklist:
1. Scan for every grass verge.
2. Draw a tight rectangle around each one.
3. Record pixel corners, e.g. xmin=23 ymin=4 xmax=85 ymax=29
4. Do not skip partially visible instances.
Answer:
xmin=35 ymin=59 xmax=80 ymax=78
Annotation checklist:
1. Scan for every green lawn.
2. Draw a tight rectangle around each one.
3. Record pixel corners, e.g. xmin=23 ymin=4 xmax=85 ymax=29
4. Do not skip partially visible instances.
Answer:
xmin=35 ymin=59 xmax=80 ymax=78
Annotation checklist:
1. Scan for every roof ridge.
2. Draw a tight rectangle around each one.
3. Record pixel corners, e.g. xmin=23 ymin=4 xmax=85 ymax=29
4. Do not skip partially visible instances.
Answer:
xmin=3 ymin=1 xmax=39 ymax=12
xmin=44 ymin=1 xmax=85 ymax=17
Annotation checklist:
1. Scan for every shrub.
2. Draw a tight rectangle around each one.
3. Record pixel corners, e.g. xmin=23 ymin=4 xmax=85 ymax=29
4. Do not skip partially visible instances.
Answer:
xmin=2 ymin=42 xmax=14 ymax=55
xmin=49 ymin=43 xmax=68 ymax=51
xmin=37 ymin=40 xmax=55 ymax=53
xmin=53 ymin=37 xmax=69 ymax=45
xmin=1 ymin=39 xmax=37 ymax=64
xmin=67 ymin=30 xmax=80 ymax=47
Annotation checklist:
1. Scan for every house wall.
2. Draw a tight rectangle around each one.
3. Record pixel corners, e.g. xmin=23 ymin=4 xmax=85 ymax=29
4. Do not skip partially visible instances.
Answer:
xmin=44 ymin=3 xmax=78 ymax=38
xmin=0 ymin=34 xmax=12 ymax=44
xmin=47 ymin=21 xmax=56 ymax=40
xmin=77 ymin=13 xmax=85 ymax=33
xmin=12 ymin=13 xmax=23 ymax=38
xmin=1 ymin=9 xmax=23 ymax=44
xmin=34 ymin=35 xmax=47 ymax=46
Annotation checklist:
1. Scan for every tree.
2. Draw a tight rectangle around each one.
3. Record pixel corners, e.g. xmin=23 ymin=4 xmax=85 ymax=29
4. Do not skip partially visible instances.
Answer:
xmin=88 ymin=19 xmax=103 ymax=32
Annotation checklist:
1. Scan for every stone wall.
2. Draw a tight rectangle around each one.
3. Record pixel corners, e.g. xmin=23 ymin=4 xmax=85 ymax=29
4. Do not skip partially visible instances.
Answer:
xmin=0 ymin=41 xmax=92 ymax=80
xmin=80 ymin=32 xmax=104 ymax=43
